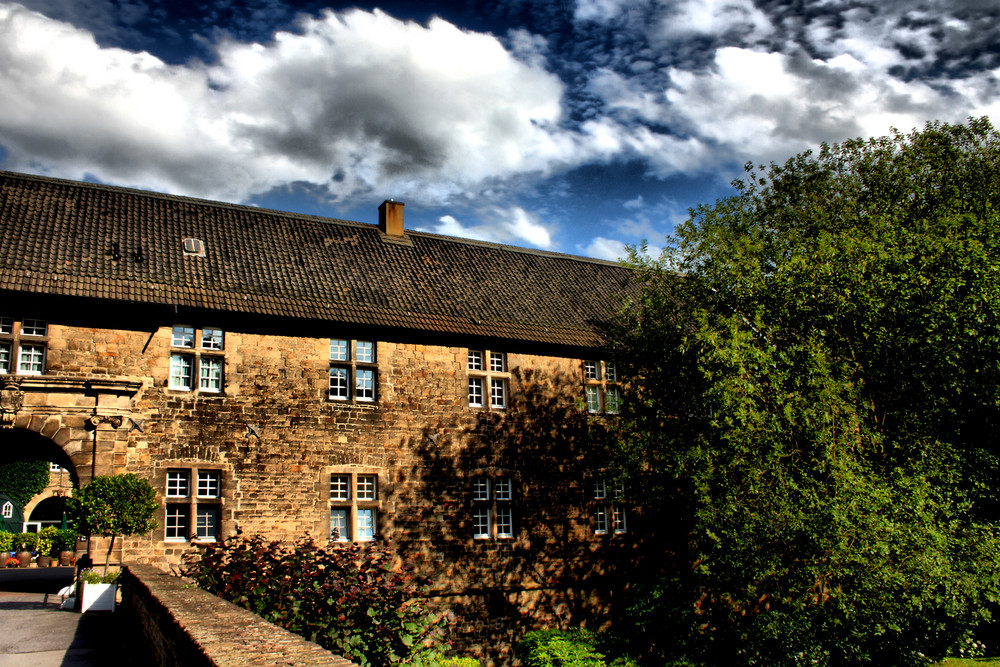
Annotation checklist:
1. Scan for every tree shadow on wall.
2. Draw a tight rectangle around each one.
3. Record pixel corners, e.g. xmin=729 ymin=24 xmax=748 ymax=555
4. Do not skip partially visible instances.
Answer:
xmin=396 ymin=367 xmax=665 ymax=660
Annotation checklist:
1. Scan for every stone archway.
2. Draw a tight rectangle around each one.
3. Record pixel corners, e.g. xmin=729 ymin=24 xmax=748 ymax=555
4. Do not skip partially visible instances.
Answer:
xmin=0 ymin=423 xmax=86 ymax=488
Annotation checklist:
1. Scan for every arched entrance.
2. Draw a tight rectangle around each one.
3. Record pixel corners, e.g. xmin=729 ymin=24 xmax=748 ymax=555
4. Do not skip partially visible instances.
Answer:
xmin=0 ymin=427 xmax=81 ymax=533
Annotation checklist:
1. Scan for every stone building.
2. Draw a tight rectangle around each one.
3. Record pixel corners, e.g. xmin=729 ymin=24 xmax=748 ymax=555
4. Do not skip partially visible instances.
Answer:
xmin=0 ymin=170 xmax=644 ymax=660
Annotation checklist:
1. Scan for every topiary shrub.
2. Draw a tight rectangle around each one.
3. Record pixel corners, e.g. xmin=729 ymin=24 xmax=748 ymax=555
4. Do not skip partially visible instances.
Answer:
xmin=67 ymin=473 xmax=158 ymax=573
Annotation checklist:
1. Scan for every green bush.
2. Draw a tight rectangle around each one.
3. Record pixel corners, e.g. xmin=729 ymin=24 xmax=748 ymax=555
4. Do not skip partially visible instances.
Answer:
xmin=14 ymin=532 xmax=36 ymax=551
xmin=35 ymin=526 xmax=56 ymax=556
xmin=518 ymin=630 xmax=608 ymax=667
xmin=50 ymin=528 xmax=77 ymax=555
xmin=0 ymin=531 xmax=13 ymax=552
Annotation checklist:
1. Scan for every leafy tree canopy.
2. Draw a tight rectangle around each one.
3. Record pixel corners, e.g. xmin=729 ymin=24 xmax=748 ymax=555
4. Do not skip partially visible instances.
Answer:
xmin=610 ymin=118 xmax=1000 ymax=666
xmin=0 ymin=460 xmax=50 ymax=509
xmin=68 ymin=473 xmax=158 ymax=572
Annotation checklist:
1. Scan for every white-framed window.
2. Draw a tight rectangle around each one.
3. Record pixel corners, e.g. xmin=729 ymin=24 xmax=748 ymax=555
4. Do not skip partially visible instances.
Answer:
xmin=164 ymin=466 xmax=224 ymax=542
xmin=330 ymin=339 xmax=349 ymax=361
xmin=165 ymin=506 xmax=188 ymax=541
xmin=197 ymin=471 xmax=221 ymax=498
xmin=472 ymin=475 xmax=514 ymax=540
xmin=490 ymin=352 xmax=506 ymax=372
xmin=17 ymin=344 xmax=45 ymax=375
xmin=21 ymin=319 xmax=47 ymax=337
xmin=172 ymin=325 xmax=195 ymax=348
xmin=357 ymin=475 xmax=377 ymax=501
xmin=583 ymin=360 xmax=622 ymax=415
xmin=2 ymin=501 xmax=13 ymax=518
xmin=201 ymin=328 xmax=224 ymax=350
xmin=330 ymin=475 xmax=351 ymax=501
xmin=355 ymin=340 xmax=375 ymax=364
xmin=594 ymin=506 xmax=608 ymax=534
xmin=166 ymin=470 xmax=190 ymax=497
xmin=473 ymin=506 xmax=491 ymax=539
xmin=328 ymin=339 xmax=378 ymax=403
xmin=199 ymin=356 xmax=223 ymax=392
xmin=469 ymin=377 xmax=484 ymax=407
xmin=0 ymin=317 xmax=47 ymax=376
xmin=592 ymin=476 xmax=627 ymax=536
xmin=473 ymin=477 xmax=490 ymax=501
xmin=605 ymin=387 xmax=622 ymax=414
xmin=330 ymin=508 xmax=350 ymax=541
xmin=357 ymin=508 xmax=377 ymax=542
xmin=468 ymin=349 xmax=511 ymax=411
xmin=490 ymin=379 xmax=507 ymax=409
xmin=356 ymin=368 xmax=375 ymax=401
xmin=329 ymin=367 xmax=349 ymax=400
xmin=613 ymin=506 xmax=628 ymax=534
xmin=196 ymin=506 xmax=220 ymax=541
xmin=328 ymin=471 xmax=382 ymax=543
xmin=170 ymin=326 xmax=225 ymax=393
xmin=169 ymin=354 xmax=194 ymax=390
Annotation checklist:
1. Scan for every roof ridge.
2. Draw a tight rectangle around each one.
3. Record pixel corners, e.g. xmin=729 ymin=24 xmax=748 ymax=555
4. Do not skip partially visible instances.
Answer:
xmin=0 ymin=170 xmax=624 ymax=268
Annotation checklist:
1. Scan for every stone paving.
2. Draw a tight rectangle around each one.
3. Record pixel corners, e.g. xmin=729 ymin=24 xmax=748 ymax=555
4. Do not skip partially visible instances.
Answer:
xmin=0 ymin=569 xmax=151 ymax=666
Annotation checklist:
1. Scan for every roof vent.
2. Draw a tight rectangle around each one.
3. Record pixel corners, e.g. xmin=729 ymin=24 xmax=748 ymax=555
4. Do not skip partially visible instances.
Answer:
xmin=182 ymin=238 xmax=206 ymax=257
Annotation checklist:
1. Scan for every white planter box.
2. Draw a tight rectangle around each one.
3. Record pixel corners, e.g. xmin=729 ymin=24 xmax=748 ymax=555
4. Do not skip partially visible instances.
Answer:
xmin=80 ymin=582 xmax=117 ymax=612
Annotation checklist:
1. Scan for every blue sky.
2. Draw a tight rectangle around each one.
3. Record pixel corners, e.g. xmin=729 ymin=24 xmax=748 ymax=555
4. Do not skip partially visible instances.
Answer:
xmin=2 ymin=1 xmax=999 ymax=259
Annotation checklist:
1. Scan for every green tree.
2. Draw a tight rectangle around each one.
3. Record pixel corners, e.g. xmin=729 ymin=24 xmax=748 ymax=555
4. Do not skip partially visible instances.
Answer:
xmin=67 ymin=473 xmax=158 ymax=573
xmin=610 ymin=118 xmax=1000 ymax=666
xmin=0 ymin=460 xmax=49 ymax=510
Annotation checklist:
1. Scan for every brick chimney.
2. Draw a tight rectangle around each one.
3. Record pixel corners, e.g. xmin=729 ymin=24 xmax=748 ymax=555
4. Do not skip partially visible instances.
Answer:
xmin=379 ymin=200 xmax=404 ymax=237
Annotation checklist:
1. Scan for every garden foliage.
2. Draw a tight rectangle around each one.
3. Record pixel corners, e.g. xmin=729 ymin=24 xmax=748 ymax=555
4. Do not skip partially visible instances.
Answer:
xmin=0 ymin=460 xmax=49 ymax=508
xmin=610 ymin=118 xmax=1000 ymax=665
xmin=185 ymin=534 xmax=442 ymax=667
xmin=67 ymin=473 xmax=158 ymax=573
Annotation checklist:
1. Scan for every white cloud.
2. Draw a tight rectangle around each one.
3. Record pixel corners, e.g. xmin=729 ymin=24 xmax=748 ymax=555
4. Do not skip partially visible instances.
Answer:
xmin=0 ymin=4 xmax=581 ymax=204
xmin=419 ymin=206 xmax=555 ymax=250
xmin=655 ymin=0 xmax=773 ymax=41
xmin=584 ymin=237 xmax=627 ymax=261
xmin=573 ymin=0 xmax=635 ymax=22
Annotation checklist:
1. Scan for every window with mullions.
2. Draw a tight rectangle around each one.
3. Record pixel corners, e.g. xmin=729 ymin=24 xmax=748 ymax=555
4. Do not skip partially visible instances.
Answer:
xmin=0 ymin=316 xmax=48 ymax=376
xmin=170 ymin=326 xmax=224 ymax=393
xmin=329 ymin=339 xmax=378 ymax=403
xmin=472 ymin=475 xmax=514 ymax=540
xmin=328 ymin=472 xmax=381 ymax=542
xmin=468 ymin=350 xmax=510 ymax=411
xmin=583 ymin=360 xmax=622 ymax=414
xmin=163 ymin=467 xmax=223 ymax=542
xmin=592 ymin=476 xmax=627 ymax=536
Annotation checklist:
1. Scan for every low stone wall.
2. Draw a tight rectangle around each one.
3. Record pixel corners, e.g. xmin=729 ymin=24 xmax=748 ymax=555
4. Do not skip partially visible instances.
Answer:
xmin=120 ymin=564 xmax=357 ymax=666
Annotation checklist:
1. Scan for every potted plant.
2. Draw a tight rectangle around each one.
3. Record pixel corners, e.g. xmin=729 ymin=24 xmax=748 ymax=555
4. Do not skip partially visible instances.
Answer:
xmin=67 ymin=473 xmax=158 ymax=575
xmin=52 ymin=528 xmax=77 ymax=566
xmin=35 ymin=526 xmax=55 ymax=567
xmin=78 ymin=568 xmax=120 ymax=612
xmin=15 ymin=532 xmax=35 ymax=567
xmin=0 ymin=531 xmax=12 ymax=558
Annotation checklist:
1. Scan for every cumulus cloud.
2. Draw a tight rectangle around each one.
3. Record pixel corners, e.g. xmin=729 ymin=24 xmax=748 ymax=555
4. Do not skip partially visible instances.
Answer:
xmin=0 ymin=3 xmax=580 ymax=204
xmin=419 ymin=206 xmax=555 ymax=250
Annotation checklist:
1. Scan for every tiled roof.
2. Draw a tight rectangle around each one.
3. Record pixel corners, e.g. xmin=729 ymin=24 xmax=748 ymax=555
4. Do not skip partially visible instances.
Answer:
xmin=0 ymin=171 xmax=637 ymax=349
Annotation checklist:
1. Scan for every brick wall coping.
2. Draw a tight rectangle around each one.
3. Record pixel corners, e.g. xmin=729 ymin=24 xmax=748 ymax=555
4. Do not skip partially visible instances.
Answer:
xmin=122 ymin=564 xmax=357 ymax=666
